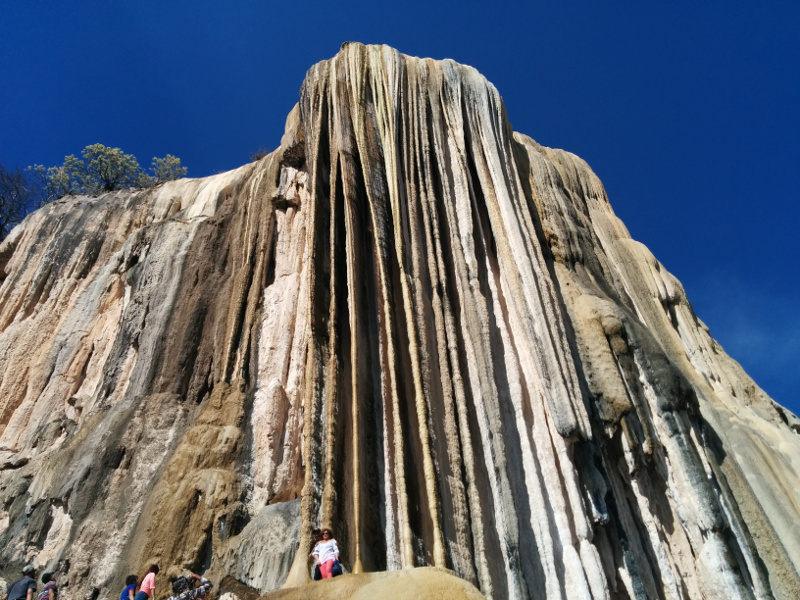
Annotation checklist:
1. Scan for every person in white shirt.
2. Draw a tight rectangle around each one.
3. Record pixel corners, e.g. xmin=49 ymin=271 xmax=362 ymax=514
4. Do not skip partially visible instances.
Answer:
xmin=311 ymin=529 xmax=340 ymax=579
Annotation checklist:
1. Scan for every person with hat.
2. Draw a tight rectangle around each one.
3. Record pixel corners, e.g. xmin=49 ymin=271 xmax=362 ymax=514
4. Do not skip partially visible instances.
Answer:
xmin=2 ymin=565 xmax=37 ymax=600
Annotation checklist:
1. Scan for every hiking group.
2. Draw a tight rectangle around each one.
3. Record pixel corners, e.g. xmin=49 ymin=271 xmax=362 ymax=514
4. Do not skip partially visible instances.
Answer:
xmin=119 ymin=565 xmax=212 ymax=600
xmin=2 ymin=564 xmax=212 ymax=600
xmin=3 ymin=526 xmax=342 ymax=599
xmin=1 ymin=565 xmax=54 ymax=600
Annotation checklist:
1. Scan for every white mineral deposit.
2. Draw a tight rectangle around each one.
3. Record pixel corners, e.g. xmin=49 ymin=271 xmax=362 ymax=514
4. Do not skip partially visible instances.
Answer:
xmin=0 ymin=43 xmax=798 ymax=600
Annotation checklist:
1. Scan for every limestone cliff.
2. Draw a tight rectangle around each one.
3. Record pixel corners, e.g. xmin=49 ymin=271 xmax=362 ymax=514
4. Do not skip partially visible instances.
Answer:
xmin=1 ymin=43 xmax=799 ymax=600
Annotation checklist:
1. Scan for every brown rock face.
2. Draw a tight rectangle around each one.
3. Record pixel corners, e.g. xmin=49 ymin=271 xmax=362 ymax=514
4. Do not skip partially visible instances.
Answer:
xmin=1 ymin=43 xmax=799 ymax=600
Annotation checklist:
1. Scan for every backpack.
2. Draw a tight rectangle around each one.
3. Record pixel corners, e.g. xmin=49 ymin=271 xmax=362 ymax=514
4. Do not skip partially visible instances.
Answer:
xmin=171 ymin=577 xmax=190 ymax=595
xmin=331 ymin=560 xmax=343 ymax=577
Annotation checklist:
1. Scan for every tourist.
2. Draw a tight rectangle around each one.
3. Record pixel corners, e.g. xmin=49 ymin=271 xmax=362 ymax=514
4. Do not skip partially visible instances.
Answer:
xmin=308 ymin=528 xmax=323 ymax=581
xmin=36 ymin=574 xmax=56 ymax=600
xmin=135 ymin=565 xmax=159 ymax=600
xmin=120 ymin=575 xmax=138 ymax=600
xmin=311 ymin=528 xmax=340 ymax=579
xmin=3 ymin=565 xmax=37 ymax=600
xmin=167 ymin=574 xmax=212 ymax=600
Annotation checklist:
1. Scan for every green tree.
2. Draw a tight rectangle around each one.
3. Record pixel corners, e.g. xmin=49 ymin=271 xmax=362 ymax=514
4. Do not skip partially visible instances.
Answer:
xmin=27 ymin=164 xmax=77 ymax=204
xmin=79 ymin=143 xmax=143 ymax=192
xmin=29 ymin=144 xmax=187 ymax=202
xmin=150 ymin=154 xmax=187 ymax=184
xmin=0 ymin=164 xmax=33 ymax=239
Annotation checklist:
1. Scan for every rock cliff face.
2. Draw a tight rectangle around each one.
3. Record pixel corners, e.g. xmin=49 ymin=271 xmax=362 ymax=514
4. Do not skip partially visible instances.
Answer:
xmin=1 ymin=43 xmax=799 ymax=600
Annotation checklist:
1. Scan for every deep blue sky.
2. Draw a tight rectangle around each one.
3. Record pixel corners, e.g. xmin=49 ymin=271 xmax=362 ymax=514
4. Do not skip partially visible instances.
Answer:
xmin=2 ymin=3 xmax=798 ymax=415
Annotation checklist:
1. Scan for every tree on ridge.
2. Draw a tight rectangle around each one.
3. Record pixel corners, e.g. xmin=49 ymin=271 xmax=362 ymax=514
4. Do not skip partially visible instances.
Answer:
xmin=0 ymin=164 xmax=33 ymax=239
xmin=29 ymin=143 xmax=188 ymax=199
xmin=1 ymin=145 xmax=188 ymax=240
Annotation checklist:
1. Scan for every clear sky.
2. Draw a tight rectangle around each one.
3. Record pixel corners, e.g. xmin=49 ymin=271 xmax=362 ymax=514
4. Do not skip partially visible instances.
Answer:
xmin=2 ymin=2 xmax=798 ymax=415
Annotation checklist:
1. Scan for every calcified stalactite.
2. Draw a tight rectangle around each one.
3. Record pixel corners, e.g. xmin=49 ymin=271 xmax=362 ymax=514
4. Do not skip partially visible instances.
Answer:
xmin=1 ymin=43 xmax=800 ymax=600
xmin=285 ymin=44 xmax=597 ymax=598
xmin=282 ymin=44 xmax=800 ymax=599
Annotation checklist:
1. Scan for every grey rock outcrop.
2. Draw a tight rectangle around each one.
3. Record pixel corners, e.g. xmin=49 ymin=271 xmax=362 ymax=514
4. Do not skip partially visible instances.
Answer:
xmin=1 ymin=43 xmax=798 ymax=600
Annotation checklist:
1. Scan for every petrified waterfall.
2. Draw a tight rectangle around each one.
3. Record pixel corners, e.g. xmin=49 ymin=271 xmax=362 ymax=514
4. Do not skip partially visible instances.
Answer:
xmin=1 ymin=43 xmax=799 ymax=600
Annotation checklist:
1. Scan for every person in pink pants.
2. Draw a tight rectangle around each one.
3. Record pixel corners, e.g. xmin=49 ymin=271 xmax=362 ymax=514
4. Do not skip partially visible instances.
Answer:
xmin=311 ymin=529 xmax=339 ymax=579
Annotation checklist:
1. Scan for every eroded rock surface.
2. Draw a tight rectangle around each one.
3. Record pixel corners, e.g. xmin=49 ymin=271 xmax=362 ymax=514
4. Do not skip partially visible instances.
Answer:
xmin=1 ymin=43 xmax=799 ymax=600
xmin=262 ymin=567 xmax=485 ymax=600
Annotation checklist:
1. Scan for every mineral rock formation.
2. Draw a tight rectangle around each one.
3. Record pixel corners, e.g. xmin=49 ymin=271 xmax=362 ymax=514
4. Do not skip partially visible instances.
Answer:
xmin=1 ymin=42 xmax=799 ymax=600
xmin=261 ymin=567 xmax=484 ymax=600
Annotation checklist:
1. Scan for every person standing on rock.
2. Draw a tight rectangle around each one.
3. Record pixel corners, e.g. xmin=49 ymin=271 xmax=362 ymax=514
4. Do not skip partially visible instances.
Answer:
xmin=311 ymin=528 xmax=340 ymax=579
xmin=135 ymin=565 xmax=159 ymax=600
xmin=3 ymin=565 xmax=37 ymax=600
xmin=36 ymin=573 xmax=57 ymax=600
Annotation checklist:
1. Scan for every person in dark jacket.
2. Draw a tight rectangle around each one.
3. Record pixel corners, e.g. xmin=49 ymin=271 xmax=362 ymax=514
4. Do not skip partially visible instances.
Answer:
xmin=167 ymin=574 xmax=212 ymax=600
xmin=3 ymin=565 xmax=37 ymax=600
xmin=308 ymin=529 xmax=323 ymax=581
